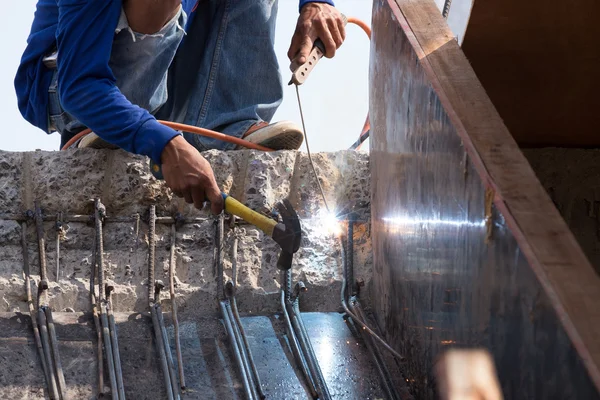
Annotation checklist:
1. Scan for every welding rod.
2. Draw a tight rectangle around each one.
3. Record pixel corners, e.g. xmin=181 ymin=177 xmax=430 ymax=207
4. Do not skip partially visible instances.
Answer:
xmin=44 ymin=307 xmax=67 ymax=399
xmin=22 ymin=222 xmax=55 ymax=399
xmin=169 ymin=224 xmax=186 ymax=390
xmin=90 ymin=232 xmax=104 ymax=397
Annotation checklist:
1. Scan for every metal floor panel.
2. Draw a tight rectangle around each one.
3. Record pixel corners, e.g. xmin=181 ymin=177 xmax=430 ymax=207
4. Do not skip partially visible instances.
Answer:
xmin=0 ymin=311 xmax=407 ymax=399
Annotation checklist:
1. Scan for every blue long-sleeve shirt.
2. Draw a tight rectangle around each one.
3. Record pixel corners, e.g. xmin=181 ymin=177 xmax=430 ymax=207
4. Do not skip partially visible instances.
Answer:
xmin=15 ymin=0 xmax=334 ymax=164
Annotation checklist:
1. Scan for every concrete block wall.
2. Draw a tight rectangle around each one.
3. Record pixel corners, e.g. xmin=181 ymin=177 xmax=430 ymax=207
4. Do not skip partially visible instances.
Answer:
xmin=0 ymin=148 xmax=372 ymax=315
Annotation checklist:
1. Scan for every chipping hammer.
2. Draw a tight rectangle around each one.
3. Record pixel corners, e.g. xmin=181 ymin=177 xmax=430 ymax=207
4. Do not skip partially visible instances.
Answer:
xmin=222 ymin=194 xmax=301 ymax=270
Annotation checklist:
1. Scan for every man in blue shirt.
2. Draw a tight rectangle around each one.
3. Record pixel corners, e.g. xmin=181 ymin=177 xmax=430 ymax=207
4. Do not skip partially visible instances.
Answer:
xmin=15 ymin=0 xmax=345 ymax=214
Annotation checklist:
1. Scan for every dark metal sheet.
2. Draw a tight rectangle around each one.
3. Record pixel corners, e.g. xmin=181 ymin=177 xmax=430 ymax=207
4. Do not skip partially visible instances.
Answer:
xmin=369 ymin=1 xmax=600 ymax=399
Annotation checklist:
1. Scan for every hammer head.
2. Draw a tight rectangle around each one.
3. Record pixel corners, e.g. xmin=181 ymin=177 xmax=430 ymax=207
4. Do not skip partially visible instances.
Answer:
xmin=272 ymin=199 xmax=301 ymax=270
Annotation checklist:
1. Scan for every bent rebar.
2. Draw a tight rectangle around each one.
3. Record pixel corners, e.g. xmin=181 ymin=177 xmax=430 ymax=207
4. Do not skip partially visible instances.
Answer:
xmin=44 ymin=307 xmax=67 ymax=399
xmin=341 ymin=217 xmax=402 ymax=399
xmin=22 ymin=221 xmax=55 ymax=399
xmin=281 ymin=269 xmax=331 ymax=400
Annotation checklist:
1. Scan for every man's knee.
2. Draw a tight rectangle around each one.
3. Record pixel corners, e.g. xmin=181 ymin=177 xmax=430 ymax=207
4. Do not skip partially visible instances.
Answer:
xmin=123 ymin=0 xmax=182 ymax=35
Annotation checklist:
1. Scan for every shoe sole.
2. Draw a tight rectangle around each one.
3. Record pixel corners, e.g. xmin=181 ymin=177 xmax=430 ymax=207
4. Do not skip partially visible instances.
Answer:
xmin=77 ymin=132 xmax=119 ymax=150
xmin=243 ymin=121 xmax=304 ymax=150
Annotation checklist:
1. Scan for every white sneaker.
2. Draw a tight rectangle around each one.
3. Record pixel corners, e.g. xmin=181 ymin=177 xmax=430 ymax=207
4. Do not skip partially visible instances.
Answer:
xmin=241 ymin=121 xmax=304 ymax=150
xmin=77 ymin=132 xmax=119 ymax=149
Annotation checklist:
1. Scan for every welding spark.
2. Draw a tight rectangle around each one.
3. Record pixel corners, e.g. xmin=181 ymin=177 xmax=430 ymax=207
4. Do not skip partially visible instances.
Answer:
xmin=318 ymin=209 xmax=343 ymax=237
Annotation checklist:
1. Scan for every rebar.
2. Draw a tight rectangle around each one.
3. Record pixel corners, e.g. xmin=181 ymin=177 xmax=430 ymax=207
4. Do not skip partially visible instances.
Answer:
xmin=37 ymin=308 xmax=60 ymax=400
xmin=280 ymin=290 xmax=318 ymax=399
xmin=22 ymin=222 xmax=55 ymax=399
xmin=100 ymin=303 xmax=119 ymax=398
xmin=350 ymin=301 xmax=399 ymax=400
xmin=230 ymin=295 xmax=265 ymax=399
xmin=289 ymin=300 xmax=332 ymax=400
xmin=90 ymin=231 xmax=104 ymax=396
xmin=228 ymin=235 xmax=264 ymax=399
xmin=346 ymin=218 xmax=356 ymax=297
xmin=44 ymin=307 xmax=67 ymax=399
xmin=34 ymin=202 xmax=49 ymax=294
xmin=55 ymin=213 xmax=62 ymax=281
xmin=220 ymin=301 xmax=255 ymax=400
xmin=169 ymin=224 xmax=185 ymax=390
xmin=148 ymin=205 xmax=156 ymax=307
xmin=157 ymin=305 xmax=181 ymax=400
xmin=339 ymin=235 xmax=405 ymax=361
xmin=0 ymin=213 xmax=211 ymax=224
xmin=152 ymin=305 xmax=175 ymax=400
xmin=215 ymin=215 xmax=224 ymax=300
xmin=107 ymin=290 xmax=126 ymax=400
xmin=342 ymin=218 xmax=399 ymax=399
xmin=442 ymin=0 xmax=452 ymax=18
xmin=281 ymin=269 xmax=331 ymax=400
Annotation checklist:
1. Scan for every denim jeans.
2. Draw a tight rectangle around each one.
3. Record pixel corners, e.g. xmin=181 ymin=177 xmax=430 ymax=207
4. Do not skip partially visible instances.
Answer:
xmin=49 ymin=0 xmax=283 ymax=152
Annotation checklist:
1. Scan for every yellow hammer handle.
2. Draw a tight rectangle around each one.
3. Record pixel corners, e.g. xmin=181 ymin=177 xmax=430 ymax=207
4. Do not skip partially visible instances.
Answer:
xmin=223 ymin=194 xmax=277 ymax=236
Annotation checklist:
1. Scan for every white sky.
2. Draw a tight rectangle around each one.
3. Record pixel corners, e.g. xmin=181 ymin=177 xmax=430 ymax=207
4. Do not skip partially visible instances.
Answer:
xmin=0 ymin=1 xmax=373 ymax=153
xmin=0 ymin=1 xmax=471 ymax=153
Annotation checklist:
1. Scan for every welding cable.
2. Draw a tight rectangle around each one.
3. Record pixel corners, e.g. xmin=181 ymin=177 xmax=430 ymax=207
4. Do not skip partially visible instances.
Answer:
xmin=345 ymin=17 xmax=372 ymax=150
xmin=60 ymin=122 xmax=273 ymax=152
xmin=59 ymin=17 xmax=371 ymax=153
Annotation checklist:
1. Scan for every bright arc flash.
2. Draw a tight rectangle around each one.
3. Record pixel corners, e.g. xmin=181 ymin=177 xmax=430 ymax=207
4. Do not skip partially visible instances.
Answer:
xmin=382 ymin=216 xmax=485 ymax=228
xmin=318 ymin=209 xmax=343 ymax=237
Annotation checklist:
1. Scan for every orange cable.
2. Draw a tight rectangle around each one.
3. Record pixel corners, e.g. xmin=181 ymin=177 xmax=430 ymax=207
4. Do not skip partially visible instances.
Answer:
xmin=60 ymin=17 xmax=372 ymax=153
xmin=60 ymin=122 xmax=274 ymax=152
xmin=347 ymin=17 xmax=372 ymax=39
xmin=347 ymin=18 xmax=372 ymax=150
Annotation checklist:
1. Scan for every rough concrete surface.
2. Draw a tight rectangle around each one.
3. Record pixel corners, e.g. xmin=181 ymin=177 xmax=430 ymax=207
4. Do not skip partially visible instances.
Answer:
xmin=524 ymin=148 xmax=600 ymax=276
xmin=0 ymin=148 xmax=372 ymax=315
xmin=0 ymin=148 xmax=377 ymax=399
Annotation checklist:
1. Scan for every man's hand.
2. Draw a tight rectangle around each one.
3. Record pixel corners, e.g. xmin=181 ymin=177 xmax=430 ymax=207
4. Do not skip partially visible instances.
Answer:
xmin=288 ymin=3 xmax=346 ymax=72
xmin=161 ymin=135 xmax=224 ymax=215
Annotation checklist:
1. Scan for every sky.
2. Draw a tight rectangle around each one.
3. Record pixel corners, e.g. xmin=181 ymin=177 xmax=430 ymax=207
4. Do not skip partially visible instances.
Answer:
xmin=0 ymin=0 xmax=471 ymax=153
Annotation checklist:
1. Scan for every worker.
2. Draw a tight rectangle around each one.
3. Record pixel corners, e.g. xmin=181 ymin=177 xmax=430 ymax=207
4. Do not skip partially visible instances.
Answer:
xmin=14 ymin=0 xmax=346 ymax=214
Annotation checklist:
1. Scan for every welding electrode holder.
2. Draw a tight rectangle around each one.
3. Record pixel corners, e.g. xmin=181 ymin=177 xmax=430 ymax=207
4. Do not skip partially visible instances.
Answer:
xmin=288 ymin=13 xmax=348 ymax=86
